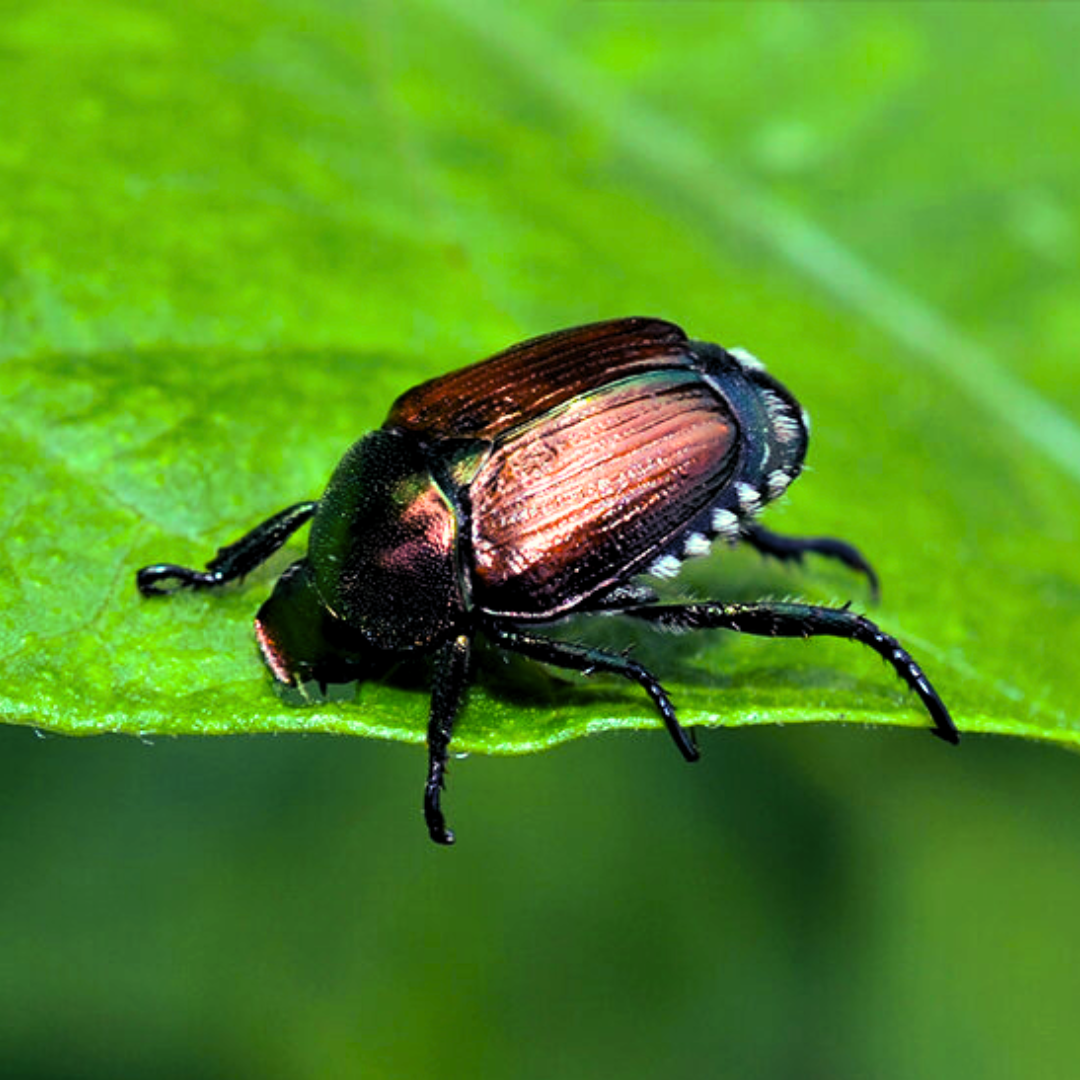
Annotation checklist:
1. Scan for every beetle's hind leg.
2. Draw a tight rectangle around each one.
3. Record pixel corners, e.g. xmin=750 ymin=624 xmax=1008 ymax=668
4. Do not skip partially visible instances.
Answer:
xmin=621 ymin=600 xmax=958 ymax=745
xmin=484 ymin=623 xmax=699 ymax=763
xmin=425 ymin=634 xmax=474 ymax=846
xmin=742 ymin=523 xmax=880 ymax=601
xmin=137 ymin=501 xmax=319 ymax=596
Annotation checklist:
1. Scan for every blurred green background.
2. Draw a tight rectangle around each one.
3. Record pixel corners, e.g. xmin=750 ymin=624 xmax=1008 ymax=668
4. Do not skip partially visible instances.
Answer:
xmin=3 ymin=2 xmax=1080 ymax=1077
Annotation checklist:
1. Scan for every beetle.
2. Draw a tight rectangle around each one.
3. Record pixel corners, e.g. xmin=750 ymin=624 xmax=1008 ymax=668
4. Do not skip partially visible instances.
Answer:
xmin=137 ymin=318 xmax=958 ymax=844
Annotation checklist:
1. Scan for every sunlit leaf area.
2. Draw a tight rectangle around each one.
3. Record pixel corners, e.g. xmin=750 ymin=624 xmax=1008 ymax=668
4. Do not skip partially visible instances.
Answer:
xmin=2 ymin=2 xmax=1078 ymax=1076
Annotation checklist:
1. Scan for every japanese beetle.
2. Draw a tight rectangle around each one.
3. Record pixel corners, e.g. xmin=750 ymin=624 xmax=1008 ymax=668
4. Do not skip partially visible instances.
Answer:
xmin=137 ymin=318 xmax=958 ymax=844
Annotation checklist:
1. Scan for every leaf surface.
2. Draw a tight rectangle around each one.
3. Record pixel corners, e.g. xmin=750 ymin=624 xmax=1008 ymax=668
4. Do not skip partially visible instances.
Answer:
xmin=2 ymin=0 xmax=1079 ymax=753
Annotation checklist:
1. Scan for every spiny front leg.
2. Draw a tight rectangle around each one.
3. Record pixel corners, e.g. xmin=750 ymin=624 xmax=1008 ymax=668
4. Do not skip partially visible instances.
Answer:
xmin=137 ymin=501 xmax=319 ymax=595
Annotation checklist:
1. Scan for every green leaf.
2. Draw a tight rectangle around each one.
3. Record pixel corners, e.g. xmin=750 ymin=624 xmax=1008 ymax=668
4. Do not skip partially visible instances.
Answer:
xmin=3 ymin=0 xmax=1079 ymax=753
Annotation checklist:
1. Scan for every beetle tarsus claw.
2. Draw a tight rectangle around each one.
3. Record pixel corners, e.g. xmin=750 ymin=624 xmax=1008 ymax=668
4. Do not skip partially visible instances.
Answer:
xmin=425 ymin=787 xmax=456 ymax=845
xmin=430 ymin=823 xmax=456 ymax=846
xmin=135 ymin=563 xmax=216 ymax=596
xmin=682 ymin=734 xmax=701 ymax=763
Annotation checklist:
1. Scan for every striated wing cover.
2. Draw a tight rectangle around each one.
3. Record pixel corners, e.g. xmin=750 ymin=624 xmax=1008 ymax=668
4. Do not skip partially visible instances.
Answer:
xmin=385 ymin=318 xmax=693 ymax=440
xmin=469 ymin=371 xmax=739 ymax=617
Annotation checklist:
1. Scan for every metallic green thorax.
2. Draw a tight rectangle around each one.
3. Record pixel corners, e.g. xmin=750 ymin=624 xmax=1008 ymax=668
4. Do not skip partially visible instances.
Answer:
xmin=308 ymin=430 xmax=464 ymax=650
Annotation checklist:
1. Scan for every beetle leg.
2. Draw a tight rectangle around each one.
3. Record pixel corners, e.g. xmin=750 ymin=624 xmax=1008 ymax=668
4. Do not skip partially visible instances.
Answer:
xmin=425 ymin=633 xmax=473 ymax=846
xmin=137 ymin=501 xmax=319 ymax=596
xmin=589 ymin=582 xmax=661 ymax=611
xmin=621 ymin=601 xmax=958 ymax=745
xmin=485 ymin=624 xmax=699 ymax=763
xmin=742 ymin=523 xmax=880 ymax=602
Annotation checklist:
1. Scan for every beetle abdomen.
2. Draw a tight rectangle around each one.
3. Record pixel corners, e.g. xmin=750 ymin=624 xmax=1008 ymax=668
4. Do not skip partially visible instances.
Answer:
xmin=470 ymin=371 xmax=739 ymax=616
xmin=663 ymin=339 xmax=809 ymax=560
